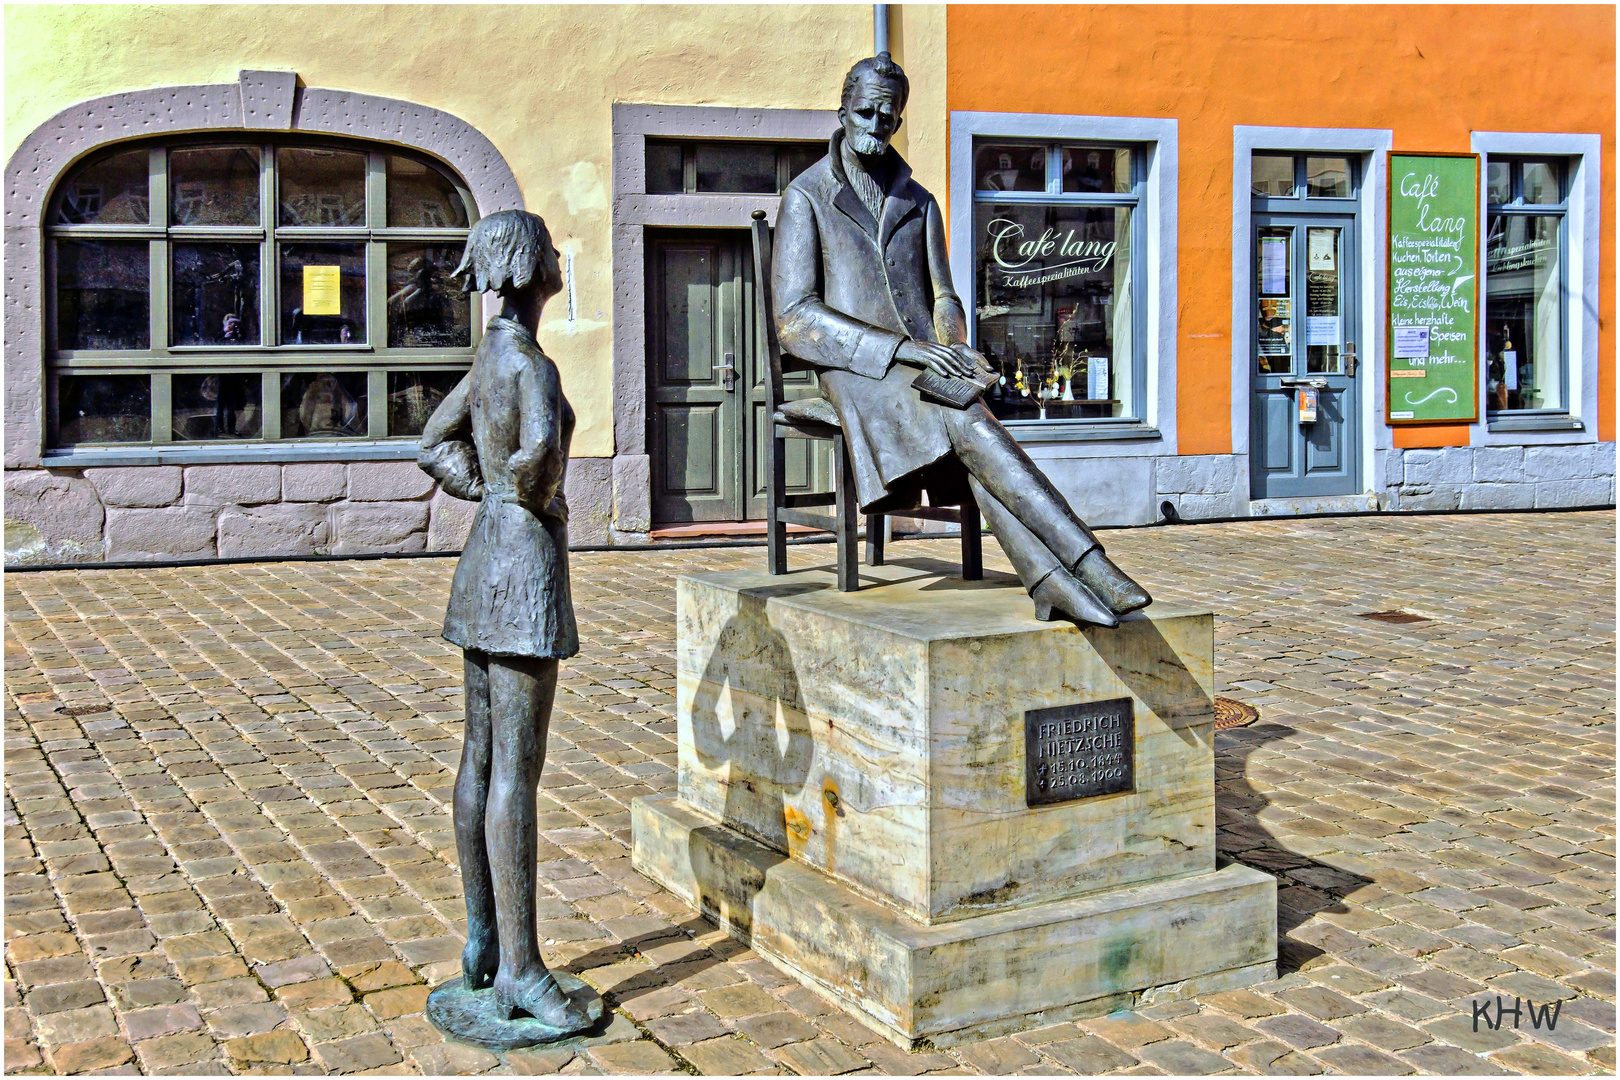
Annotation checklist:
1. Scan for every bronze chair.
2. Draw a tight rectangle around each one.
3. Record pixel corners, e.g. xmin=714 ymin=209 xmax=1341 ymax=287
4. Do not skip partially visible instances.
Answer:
xmin=750 ymin=209 xmax=982 ymax=592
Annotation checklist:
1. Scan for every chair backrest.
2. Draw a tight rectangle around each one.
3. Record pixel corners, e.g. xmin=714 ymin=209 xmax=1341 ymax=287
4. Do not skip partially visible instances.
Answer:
xmin=750 ymin=210 xmax=788 ymax=418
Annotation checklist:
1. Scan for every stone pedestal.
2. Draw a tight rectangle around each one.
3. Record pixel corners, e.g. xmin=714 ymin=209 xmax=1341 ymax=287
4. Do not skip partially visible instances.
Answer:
xmin=631 ymin=561 xmax=1276 ymax=1047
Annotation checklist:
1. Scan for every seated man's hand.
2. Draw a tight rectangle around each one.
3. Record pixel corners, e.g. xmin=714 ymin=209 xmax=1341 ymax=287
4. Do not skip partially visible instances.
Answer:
xmin=897 ymin=338 xmax=978 ymax=379
xmin=950 ymin=344 xmax=993 ymax=377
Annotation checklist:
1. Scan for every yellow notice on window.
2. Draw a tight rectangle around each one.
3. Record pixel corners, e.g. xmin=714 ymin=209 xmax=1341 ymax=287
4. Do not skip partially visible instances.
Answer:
xmin=303 ymin=265 xmax=342 ymax=315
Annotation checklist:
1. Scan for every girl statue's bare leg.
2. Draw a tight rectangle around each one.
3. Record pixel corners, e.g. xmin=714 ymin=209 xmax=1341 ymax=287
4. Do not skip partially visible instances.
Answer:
xmin=486 ymin=655 xmax=592 ymax=1029
xmin=455 ymin=651 xmax=499 ymax=989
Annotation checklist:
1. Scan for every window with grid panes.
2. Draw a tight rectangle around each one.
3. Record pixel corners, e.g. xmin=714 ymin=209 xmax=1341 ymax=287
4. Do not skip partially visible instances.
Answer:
xmin=46 ymin=137 xmax=478 ymax=448
xmin=969 ymin=140 xmax=1147 ymax=424
xmin=1483 ymin=157 xmax=1568 ymax=414
xmin=644 ymin=140 xmax=824 ymax=194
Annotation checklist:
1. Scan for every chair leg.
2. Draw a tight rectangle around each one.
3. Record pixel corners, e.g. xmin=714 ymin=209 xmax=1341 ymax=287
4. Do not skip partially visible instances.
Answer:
xmin=866 ymin=514 xmax=885 ymax=566
xmin=960 ymin=493 xmax=983 ymax=581
xmin=767 ymin=431 xmax=787 ymax=575
xmin=833 ymin=434 xmax=859 ymax=591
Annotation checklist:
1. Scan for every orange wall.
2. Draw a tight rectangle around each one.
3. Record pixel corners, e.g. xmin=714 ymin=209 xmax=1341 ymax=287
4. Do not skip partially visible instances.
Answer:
xmin=948 ymin=5 xmax=1615 ymax=453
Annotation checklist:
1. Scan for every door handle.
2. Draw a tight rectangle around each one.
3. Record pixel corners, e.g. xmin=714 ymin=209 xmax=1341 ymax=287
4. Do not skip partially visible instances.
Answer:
xmin=1343 ymin=341 xmax=1358 ymax=378
xmin=714 ymin=351 xmax=737 ymax=392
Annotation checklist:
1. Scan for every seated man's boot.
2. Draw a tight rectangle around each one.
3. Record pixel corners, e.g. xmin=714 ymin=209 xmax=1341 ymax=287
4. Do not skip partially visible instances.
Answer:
xmin=1031 ymin=568 xmax=1119 ymax=628
xmin=1075 ymin=548 xmax=1152 ymax=616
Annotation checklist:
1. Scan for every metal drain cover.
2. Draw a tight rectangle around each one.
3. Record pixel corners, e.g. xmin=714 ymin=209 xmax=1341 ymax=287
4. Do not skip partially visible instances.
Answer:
xmin=1359 ymin=610 xmax=1430 ymax=624
xmin=1214 ymin=697 xmax=1259 ymax=729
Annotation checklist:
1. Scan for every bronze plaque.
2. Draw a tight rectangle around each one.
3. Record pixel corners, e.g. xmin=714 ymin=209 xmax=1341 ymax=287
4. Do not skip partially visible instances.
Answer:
xmin=1025 ymin=697 xmax=1134 ymax=806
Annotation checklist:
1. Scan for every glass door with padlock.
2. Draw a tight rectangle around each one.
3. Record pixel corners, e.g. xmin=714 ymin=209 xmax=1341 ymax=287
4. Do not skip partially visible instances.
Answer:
xmin=1250 ymin=212 xmax=1360 ymax=498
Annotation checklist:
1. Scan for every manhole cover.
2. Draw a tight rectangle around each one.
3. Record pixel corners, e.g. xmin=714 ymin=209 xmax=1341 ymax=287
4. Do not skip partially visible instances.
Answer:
xmin=56 ymin=704 xmax=111 ymax=717
xmin=1359 ymin=610 xmax=1429 ymax=624
xmin=1214 ymin=697 xmax=1259 ymax=729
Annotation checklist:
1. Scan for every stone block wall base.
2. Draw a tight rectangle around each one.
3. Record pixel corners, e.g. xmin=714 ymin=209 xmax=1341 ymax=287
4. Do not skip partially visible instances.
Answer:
xmin=1248 ymin=494 xmax=1381 ymax=517
xmin=633 ymin=794 xmax=1277 ymax=1049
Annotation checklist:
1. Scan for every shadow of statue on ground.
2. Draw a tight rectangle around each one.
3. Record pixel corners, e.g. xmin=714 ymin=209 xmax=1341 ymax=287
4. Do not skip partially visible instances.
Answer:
xmin=1215 ymin=720 xmax=1373 ymax=973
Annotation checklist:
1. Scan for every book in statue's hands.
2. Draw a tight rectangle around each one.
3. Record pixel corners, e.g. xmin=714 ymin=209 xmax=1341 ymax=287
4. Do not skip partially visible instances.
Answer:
xmin=912 ymin=365 xmax=999 ymax=409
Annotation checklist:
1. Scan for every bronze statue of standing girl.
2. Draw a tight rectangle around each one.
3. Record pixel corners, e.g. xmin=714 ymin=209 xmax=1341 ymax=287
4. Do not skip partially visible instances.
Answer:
xmin=418 ymin=209 xmax=601 ymax=1046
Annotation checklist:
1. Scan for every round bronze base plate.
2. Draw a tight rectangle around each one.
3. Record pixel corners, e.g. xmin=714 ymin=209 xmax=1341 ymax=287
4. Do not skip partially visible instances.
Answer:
xmin=1214 ymin=696 xmax=1260 ymax=730
xmin=426 ymin=972 xmax=605 ymax=1051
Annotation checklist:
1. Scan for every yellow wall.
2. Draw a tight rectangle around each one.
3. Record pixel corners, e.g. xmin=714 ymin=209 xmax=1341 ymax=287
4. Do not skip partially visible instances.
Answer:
xmin=6 ymin=4 xmax=946 ymax=457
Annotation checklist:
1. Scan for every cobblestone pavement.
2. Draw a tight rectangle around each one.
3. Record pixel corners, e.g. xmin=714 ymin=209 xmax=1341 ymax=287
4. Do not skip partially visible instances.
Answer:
xmin=4 ymin=512 xmax=1614 ymax=1076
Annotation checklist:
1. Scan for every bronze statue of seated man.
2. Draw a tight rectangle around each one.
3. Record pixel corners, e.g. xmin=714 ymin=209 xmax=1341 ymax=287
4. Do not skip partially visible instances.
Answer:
xmin=772 ymin=53 xmax=1151 ymax=626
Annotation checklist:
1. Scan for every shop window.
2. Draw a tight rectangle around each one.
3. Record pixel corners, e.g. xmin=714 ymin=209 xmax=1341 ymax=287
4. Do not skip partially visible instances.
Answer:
xmin=1485 ymin=158 xmax=1567 ymax=415
xmin=44 ymin=138 xmax=478 ymax=447
xmin=970 ymin=140 xmax=1146 ymax=424
xmin=644 ymin=140 xmax=823 ymax=195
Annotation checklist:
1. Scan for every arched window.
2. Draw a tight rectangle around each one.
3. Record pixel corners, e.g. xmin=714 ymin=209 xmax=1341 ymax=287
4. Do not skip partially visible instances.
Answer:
xmin=46 ymin=136 xmax=478 ymax=448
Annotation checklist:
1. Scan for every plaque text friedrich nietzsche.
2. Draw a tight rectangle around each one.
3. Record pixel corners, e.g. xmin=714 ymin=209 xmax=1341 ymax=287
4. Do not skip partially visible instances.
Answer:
xmin=1024 ymin=697 xmax=1134 ymax=806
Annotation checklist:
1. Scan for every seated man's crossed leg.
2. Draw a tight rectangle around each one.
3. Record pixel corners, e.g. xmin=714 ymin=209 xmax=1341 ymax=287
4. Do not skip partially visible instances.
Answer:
xmin=940 ymin=404 xmax=1150 ymax=627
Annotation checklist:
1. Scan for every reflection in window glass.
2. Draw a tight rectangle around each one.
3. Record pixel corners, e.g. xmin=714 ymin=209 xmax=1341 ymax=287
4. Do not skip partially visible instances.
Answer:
xmin=1486 ymin=214 xmax=1562 ymax=412
xmin=1251 ymin=154 xmax=1295 ymax=197
xmin=1522 ymin=161 xmax=1560 ymax=205
xmin=386 ymin=154 xmax=469 ymax=227
xmin=172 ymin=244 xmax=259 ymax=346
xmin=1305 ymin=157 xmax=1351 ymax=198
xmin=1255 ymin=227 xmax=1292 ymax=375
xmin=281 ymin=372 xmax=368 ymax=437
xmin=170 ymin=146 xmax=260 ymax=225
xmin=55 ymin=239 xmax=150 ymax=351
xmin=54 ymin=148 xmax=149 ymax=225
xmin=972 ymin=203 xmax=1133 ymax=420
xmin=388 ymin=243 xmax=470 ymax=347
xmin=1486 ymin=162 xmax=1512 ymax=205
xmin=695 ymin=144 xmax=776 ymax=194
xmin=975 ymin=144 xmax=1046 ymax=192
xmin=59 ymin=375 xmax=150 ymax=443
xmin=172 ymin=373 xmax=262 ymax=440
xmin=280 ymin=243 xmax=366 ymax=344
xmin=646 ymin=141 xmax=685 ymax=194
xmin=783 ymin=144 xmax=823 ymax=187
xmin=1061 ymin=146 xmax=1131 ymax=193
xmin=389 ymin=371 xmax=464 ymax=436
xmin=278 ymin=148 xmax=366 ymax=226
xmin=1304 ymin=227 xmax=1342 ymax=374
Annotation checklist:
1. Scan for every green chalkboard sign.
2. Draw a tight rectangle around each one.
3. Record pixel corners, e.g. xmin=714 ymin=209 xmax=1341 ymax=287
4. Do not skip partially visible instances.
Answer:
xmin=1386 ymin=152 xmax=1480 ymax=424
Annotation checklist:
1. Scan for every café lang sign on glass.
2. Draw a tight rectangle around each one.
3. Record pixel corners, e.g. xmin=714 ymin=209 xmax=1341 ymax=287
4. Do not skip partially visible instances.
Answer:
xmin=1386 ymin=153 xmax=1480 ymax=424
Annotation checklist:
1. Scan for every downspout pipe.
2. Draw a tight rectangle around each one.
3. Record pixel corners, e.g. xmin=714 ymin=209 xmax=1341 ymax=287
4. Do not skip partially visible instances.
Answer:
xmin=874 ymin=4 xmax=890 ymax=55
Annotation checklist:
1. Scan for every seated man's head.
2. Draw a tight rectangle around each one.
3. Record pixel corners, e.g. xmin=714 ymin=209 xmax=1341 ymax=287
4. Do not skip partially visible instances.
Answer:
xmin=839 ymin=52 xmax=909 ymax=157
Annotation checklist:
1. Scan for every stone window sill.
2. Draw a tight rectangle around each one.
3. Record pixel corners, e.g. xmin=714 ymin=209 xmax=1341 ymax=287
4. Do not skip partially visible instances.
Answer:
xmin=1486 ymin=414 xmax=1585 ymax=434
xmin=41 ymin=441 xmax=420 ymax=469
xmin=1007 ymin=423 xmax=1162 ymax=444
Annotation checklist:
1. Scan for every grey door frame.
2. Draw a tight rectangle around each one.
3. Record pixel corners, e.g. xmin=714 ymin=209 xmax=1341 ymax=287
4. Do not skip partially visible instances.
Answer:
xmin=1247 ymin=151 xmax=1365 ymax=499
xmin=1249 ymin=210 xmax=1361 ymax=498
xmin=610 ymin=104 xmax=837 ymax=533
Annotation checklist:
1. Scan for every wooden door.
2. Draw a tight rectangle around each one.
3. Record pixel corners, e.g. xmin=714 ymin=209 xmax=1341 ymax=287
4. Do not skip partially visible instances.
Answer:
xmin=648 ymin=228 xmax=830 ymax=524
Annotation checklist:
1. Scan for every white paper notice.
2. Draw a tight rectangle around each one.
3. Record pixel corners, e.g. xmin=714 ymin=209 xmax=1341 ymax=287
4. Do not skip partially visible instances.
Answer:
xmin=1307 ymin=228 xmax=1337 ymax=271
xmin=1306 ymin=316 xmax=1339 ymax=346
xmin=1260 ymin=238 xmax=1288 ymax=295
xmin=1503 ymin=349 xmax=1518 ymax=389
xmin=1392 ymin=326 xmax=1431 ymax=359
xmin=1087 ymin=357 xmax=1109 ymax=401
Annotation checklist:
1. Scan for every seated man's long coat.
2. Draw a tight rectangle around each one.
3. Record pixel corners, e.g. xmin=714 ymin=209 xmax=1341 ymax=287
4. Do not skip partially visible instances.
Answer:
xmin=774 ymin=130 xmax=980 ymax=513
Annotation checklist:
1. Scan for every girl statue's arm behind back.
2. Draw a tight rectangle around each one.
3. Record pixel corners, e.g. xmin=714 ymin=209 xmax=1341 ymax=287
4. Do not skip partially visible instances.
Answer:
xmin=508 ymin=356 xmax=567 ymax=521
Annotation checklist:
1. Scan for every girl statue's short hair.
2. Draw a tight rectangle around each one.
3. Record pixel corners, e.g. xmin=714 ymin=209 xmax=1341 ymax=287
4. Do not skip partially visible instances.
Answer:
xmin=451 ymin=209 xmax=553 ymax=295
